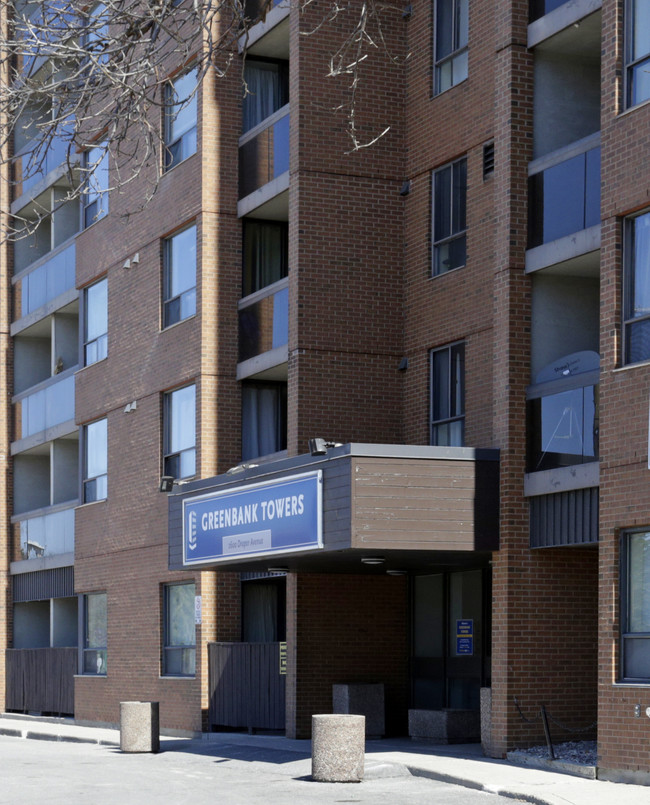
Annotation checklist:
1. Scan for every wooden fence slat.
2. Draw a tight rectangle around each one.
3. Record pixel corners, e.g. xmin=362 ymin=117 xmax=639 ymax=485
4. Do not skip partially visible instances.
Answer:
xmin=208 ymin=642 xmax=285 ymax=731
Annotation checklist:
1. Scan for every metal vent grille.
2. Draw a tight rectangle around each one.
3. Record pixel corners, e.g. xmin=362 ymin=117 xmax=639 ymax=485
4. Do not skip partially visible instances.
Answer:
xmin=530 ymin=487 xmax=599 ymax=548
xmin=483 ymin=142 xmax=495 ymax=179
xmin=13 ymin=566 xmax=74 ymax=602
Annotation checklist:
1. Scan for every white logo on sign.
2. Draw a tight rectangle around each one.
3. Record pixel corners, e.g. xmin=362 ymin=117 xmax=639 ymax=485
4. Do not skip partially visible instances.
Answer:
xmin=188 ymin=511 xmax=197 ymax=551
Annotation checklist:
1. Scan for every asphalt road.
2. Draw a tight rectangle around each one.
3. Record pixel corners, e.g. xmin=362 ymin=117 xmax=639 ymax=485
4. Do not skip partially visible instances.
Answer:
xmin=0 ymin=734 xmax=528 ymax=805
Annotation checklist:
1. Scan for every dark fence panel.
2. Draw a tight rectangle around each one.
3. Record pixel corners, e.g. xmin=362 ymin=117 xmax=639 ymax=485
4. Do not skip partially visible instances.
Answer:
xmin=208 ymin=642 xmax=285 ymax=731
xmin=6 ymin=647 xmax=76 ymax=715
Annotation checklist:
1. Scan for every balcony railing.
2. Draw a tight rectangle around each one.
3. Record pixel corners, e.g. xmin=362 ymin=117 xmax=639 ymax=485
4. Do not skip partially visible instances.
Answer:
xmin=239 ymin=107 xmax=289 ymax=199
xmin=15 ymin=372 xmax=75 ymax=440
xmin=528 ymin=145 xmax=600 ymax=248
xmin=16 ymin=240 xmax=76 ymax=317
xmin=238 ymin=280 xmax=288 ymax=363
xmin=527 ymin=382 xmax=599 ymax=472
xmin=529 ymin=0 xmax=570 ymax=22
xmin=15 ymin=136 xmax=71 ymax=198
xmin=16 ymin=503 xmax=75 ymax=559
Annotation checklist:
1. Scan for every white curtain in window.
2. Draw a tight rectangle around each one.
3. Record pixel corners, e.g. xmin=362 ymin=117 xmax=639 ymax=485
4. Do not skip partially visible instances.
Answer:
xmin=242 ymin=385 xmax=281 ymax=460
xmin=634 ymin=212 xmax=650 ymax=316
xmin=242 ymin=62 xmax=281 ymax=132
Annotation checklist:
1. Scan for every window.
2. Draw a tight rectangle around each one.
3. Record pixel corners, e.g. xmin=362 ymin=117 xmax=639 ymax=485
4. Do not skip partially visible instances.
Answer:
xmin=243 ymin=219 xmax=288 ymax=296
xmin=430 ymin=342 xmax=465 ymax=446
xmin=624 ymin=211 xmax=650 ymax=364
xmin=164 ymin=384 xmax=196 ymax=479
xmin=526 ymin=351 xmax=600 ymax=472
xmin=82 ymin=144 xmax=109 ymax=227
xmin=626 ymin=0 xmax=650 ymax=108
xmin=163 ymin=223 xmax=196 ymax=328
xmin=242 ymin=381 xmax=287 ymax=460
xmin=83 ymin=592 xmax=107 ymax=675
xmin=432 ymin=157 xmax=467 ymax=275
xmin=621 ymin=531 xmax=650 ymax=681
xmin=165 ymin=68 xmax=197 ymax=169
xmin=84 ymin=278 xmax=107 ymax=365
xmin=83 ymin=418 xmax=107 ymax=502
xmin=434 ymin=0 xmax=468 ymax=94
xmin=242 ymin=59 xmax=289 ymax=133
xmin=163 ymin=583 xmax=196 ymax=676
xmin=84 ymin=3 xmax=109 ymax=66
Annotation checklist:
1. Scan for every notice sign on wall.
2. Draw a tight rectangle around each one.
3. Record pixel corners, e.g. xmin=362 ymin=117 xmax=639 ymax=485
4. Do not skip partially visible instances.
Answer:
xmin=182 ymin=471 xmax=323 ymax=566
xmin=279 ymin=642 xmax=287 ymax=675
xmin=456 ymin=619 xmax=474 ymax=655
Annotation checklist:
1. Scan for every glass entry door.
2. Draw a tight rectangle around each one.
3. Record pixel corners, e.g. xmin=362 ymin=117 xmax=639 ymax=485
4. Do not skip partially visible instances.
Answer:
xmin=412 ymin=568 xmax=490 ymax=710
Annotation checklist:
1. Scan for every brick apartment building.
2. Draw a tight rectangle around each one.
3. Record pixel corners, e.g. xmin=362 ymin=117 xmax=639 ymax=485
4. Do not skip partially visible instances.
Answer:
xmin=1 ymin=0 xmax=650 ymax=785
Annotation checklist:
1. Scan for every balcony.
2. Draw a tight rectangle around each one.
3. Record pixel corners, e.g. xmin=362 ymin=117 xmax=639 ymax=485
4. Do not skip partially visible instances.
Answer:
xmin=14 ymin=371 xmax=75 ymax=441
xmin=528 ymin=143 xmax=600 ymax=249
xmin=238 ymin=279 xmax=288 ymax=375
xmin=239 ymin=107 xmax=289 ymax=202
xmin=15 ymin=503 xmax=75 ymax=559
xmin=14 ymin=135 xmax=71 ymax=199
xmin=14 ymin=240 xmax=76 ymax=319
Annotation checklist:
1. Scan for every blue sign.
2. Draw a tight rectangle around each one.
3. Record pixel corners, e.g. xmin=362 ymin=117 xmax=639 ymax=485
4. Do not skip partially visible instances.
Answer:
xmin=456 ymin=619 xmax=474 ymax=656
xmin=182 ymin=471 xmax=322 ymax=565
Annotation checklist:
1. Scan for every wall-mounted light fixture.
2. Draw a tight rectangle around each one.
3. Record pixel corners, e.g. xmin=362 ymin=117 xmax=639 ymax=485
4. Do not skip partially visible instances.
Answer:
xmin=124 ymin=400 xmax=137 ymax=413
xmin=386 ymin=569 xmax=408 ymax=576
xmin=361 ymin=556 xmax=385 ymax=566
xmin=159 ymin=476 xmax=175 ymax=493
xmin=308 ymin=439 xmax=343 ymax=456
xmin=268 ymin=566 xmax=289 ymax=573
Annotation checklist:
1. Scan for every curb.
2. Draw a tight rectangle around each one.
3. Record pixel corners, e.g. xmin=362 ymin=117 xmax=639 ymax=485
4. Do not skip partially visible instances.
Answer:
xmin=507 ymin=751 xmax=597 ymax=780
xmin=0 ymin=725 xmax=119 ymax=746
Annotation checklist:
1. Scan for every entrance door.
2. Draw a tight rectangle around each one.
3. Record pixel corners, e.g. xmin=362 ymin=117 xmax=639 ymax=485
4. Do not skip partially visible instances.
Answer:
xmin=412 ymin=568 xmax=490 ymax=710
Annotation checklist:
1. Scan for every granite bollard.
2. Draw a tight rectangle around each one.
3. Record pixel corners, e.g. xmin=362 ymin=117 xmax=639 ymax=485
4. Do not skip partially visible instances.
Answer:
xmin=120 ymin=701 xmax=160 ymax=753
xmin=311 ymin=714 xmax=365 ymax=782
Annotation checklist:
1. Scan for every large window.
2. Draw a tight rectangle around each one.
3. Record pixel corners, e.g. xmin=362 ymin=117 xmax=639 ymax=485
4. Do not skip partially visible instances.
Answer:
xmin=242 ymin=59 xmax=289 ymax=133
xmin=621 ymin=531 xmax=650 ymax=682
xmin=434 ymin=0 xmax=469 ymax=94
xmin=626 ymin=0 xmax=650 ymax=108
xmin=83 ymin=592 xmax=107 ymax=675
xmin=624 ymin=211 xmax=650 ymax=364
xmin=242 ymin=381 xmax=287 ymax=461
xmin=243 ymin=219 xmax=288 ymax=296
xmin=164 ymin=384 xmax=196 ymax=479
xmin=432 ymin=158 xmax=467 ymax=276
xmin=430 ymin=342 xmax=465 ymax=446
xmin=84 ymin=278 xmax=107 ymax=366
xmin=82 ymin=143 xmax=109 ymax=227
xmin=163 ymin=583 xmax=196 ymax=676
xmin=163 ymin=223 xmax=196 ymax=328
xmin=165 ymin=68 xmax=197 ymax=169
xmin=83 ymin=418 xmax=107 ymax=502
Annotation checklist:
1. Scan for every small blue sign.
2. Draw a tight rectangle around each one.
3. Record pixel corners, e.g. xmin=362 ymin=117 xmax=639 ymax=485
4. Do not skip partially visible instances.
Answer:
xmin=182 ymin=471 xmax=322 ymax=566
xmin=456 ymin=619 xmax=474 ymax=656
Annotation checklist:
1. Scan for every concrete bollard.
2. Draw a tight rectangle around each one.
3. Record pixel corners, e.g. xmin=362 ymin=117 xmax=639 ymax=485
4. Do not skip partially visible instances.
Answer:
xmin=120 ymin=701 xmax=160 ymax=753
xmin=311 ymin=714 xmax=365 ymax=782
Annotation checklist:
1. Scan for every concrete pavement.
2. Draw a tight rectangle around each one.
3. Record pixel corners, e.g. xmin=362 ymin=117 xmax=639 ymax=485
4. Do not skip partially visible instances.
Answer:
xmin=0 ymin=713 xmax=648 ymax=805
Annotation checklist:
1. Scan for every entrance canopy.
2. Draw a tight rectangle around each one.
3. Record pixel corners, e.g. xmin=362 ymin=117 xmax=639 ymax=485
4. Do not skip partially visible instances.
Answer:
xmin=168 ymin=443 xmax=499 ymax=575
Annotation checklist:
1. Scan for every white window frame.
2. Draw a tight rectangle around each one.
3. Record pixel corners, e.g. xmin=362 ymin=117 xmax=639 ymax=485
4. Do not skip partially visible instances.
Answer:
xmin=83 ymin=277 xmax=108 ymax=366
xmin=163 ymin=223 xmax=197 ymax=328
xmin=623 ymin=210 xmax=650 ymax=365
xmin=621 ymin=530 xmax=650 ymax=682
xmin=162 ymin=582 xmax=196 ymax=677
xmin=164 ymin=68 xmax=198 ymax=170
xmin=625 ymin=0 xmax=650 ymax=109
xmin=83 ymin=417 xmax=107 ymax=502
xmin=430 ymin=341 xmax=465 ymax=446
xmin=434 ymin=0 xmax=469 ymax=95
xmin=82 ymin=592 xmax=107 ymax=675
xmin=432 ymin=157 xmax=467 ymax=276
xmin=163 ymin=384 xmax=196 ymax=480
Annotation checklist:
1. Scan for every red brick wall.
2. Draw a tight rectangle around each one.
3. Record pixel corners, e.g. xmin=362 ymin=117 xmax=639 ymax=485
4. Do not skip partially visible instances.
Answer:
xmin=286 ymin=572 xmax=409 ymax=739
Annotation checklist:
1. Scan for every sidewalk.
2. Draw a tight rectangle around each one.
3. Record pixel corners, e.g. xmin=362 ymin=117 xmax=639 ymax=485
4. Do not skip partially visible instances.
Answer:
xmin=1 ymin=713 xmax=648 ymax=805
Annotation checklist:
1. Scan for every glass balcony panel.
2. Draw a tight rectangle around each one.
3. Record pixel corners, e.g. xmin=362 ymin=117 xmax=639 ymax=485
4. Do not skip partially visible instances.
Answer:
xmin=529 ymin=0 xmax=570 ymax=23
xmin=19 ymin=374 xmax=75 ymax=439
xmin=19 ymin=135 xmax=70 ymax=196
xmin=526 ymin=384 xmax=599 ymax=472
xmin=19 ymin=505 xmax=75 ymax=558
xmin=239 ymin=110 xmax=289 ymax=199
xmin=19 ymin=241 xmax=75 ymax=316
xmin=239 ymin=285 xmax=288 ymax=362
xmin=528 ymin=147 xmax=601 ymax=248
